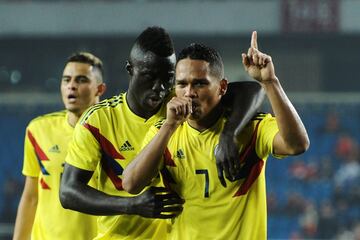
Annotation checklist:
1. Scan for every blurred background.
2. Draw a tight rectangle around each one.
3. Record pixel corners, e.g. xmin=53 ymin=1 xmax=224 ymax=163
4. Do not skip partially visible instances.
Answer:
xmin=0 ymin=0 xmax=359 ymax=239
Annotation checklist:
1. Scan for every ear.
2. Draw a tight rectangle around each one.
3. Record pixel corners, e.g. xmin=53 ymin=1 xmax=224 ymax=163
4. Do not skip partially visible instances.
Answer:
xmin=125 ymin=61 xmax=133 ymax=76
xmin=219 ymin=78 xmax=228 ymax=96
xmin=96 ymin=83 xmax=107 ymax=97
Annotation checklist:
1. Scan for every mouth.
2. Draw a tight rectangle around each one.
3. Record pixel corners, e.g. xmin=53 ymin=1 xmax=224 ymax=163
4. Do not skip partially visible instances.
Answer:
xmin=147 ymin=95 xmax=163 ymax=108
xmin=67 ymin=94 xmax=77 ymax=103
xmin=191 ymin=102 xmax=199 ymax=113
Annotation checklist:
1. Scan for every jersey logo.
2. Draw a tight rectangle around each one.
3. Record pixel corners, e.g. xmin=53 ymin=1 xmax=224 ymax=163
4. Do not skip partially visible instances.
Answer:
xmin=119 ymin=141 xmax=134 ymax=151
xmin=49 ymin=144 xmax=60 ymax=153
xmin=176 ymin=149 xmax=185 ymax=159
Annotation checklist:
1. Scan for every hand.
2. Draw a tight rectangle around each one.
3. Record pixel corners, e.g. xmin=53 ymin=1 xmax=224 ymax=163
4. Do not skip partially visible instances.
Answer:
xmin=242 ymin=31 xmax=277 ymax=83
xmin=215 ymin=134 xmax=240 ymax=187
xmin=166 ymin=97 xmax=192 ymax=127
xmin=131 ymin=187 xmax=184 ymax=219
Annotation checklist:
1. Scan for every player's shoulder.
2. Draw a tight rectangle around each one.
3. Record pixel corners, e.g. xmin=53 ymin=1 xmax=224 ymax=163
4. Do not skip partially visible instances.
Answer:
xmin=80 ymin=93 xmax=125 ymax=124
xmin=244 ymin=112 xmax=274 ymax=131
xmin=251 ymin=112 xmax=273 ymax=122
xmin=154 ymin=118 xmax=166 ymax=129
xmin=28 ymin=110 xmax=66 ymax=128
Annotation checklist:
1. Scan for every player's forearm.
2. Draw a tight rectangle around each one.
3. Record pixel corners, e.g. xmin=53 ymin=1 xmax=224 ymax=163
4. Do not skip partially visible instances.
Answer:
xmin=60 ymin=181 xmax=136 ymax=215
xmin=60 ymin=164 xmax=136 ymax=215
xmin=13 ymin=194 xmax=37 ymax=240
xmin=123 ymin=122 xmax=177 ymax=194
xmin=263 ymin=78 xmax=309 ymax=154
xmin=221 ymin=81 xmax=265 ymax=138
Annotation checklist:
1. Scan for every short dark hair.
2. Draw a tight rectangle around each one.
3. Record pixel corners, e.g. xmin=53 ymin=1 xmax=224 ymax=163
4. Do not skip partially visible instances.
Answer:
xmin=134 ymin=26 xmax=174 ymax=57
xmin=177 ymin=43 xmax=224 ymax=79
xmin=66 ymin=52 xmax=104 ymax=80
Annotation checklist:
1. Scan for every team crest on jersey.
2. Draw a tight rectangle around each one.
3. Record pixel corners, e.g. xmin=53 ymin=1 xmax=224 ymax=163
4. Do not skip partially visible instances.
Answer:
xmin=175 ymin=149 xmax=185 ymax=159
xmin=49 ymin=144 xmax=60 ymax=153
xmin=119 ymin=140 xmax=134 ymax=151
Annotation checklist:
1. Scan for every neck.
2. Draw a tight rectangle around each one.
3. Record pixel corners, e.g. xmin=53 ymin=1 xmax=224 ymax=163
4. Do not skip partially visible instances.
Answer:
xmin=187 ymin=104 xmax=223 ymax=132
xmin=67 ymin=111 xmax=81 ymax=127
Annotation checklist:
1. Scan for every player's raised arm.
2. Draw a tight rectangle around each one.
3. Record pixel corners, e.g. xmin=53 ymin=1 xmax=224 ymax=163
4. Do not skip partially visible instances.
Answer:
xmin=242 ymin=31 xmax=309 ymax=155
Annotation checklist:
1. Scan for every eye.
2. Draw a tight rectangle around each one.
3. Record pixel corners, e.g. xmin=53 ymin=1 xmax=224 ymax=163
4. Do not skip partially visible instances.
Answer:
xmin=142 ymin=73 xmax=155 ymax=81
xmin=61 ymin=77 xmax=70 ymax=83
xmin=176 ymin=81 xmax=187 ymax=88
xmin=193 ymin=80 xmax=208 ymax=87
xmin=76 ymin=76 xmax=90 ymax=83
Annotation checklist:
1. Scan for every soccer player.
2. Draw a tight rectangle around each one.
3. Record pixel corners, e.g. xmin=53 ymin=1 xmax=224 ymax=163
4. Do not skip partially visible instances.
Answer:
xmin=13 ymin=52 xmax=106 ymax=240
xmin=59 ymin=27 xmax=264 ymax=239
xmin=59 ymin=27 xmax=184 ymax=240
xmin=122 ymin=31 xmax=310 ymax=240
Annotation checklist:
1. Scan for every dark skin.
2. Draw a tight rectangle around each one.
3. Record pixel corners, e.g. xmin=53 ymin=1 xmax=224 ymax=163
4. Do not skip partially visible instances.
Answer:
xmin=61 ymin=165 xmax=181 ymax=218
xmin=217 ymin=81 xmax=265 ymax=186
xmin=60 ymin=47 xmax=183 ymax=218
xmin=60 ymin=45 xmax=263 ymax=218
xmin=126 ymin=46 xmax=176 ymax=119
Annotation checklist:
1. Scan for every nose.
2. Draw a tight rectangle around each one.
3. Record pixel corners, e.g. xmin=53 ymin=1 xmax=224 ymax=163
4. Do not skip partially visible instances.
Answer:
xmin=184 ymin=85 xmax=196 ymax=98
xmin=67 ymin=79 xmax=78 ymax=90
xmin=152 ymin=81 xmax=165 ymax=92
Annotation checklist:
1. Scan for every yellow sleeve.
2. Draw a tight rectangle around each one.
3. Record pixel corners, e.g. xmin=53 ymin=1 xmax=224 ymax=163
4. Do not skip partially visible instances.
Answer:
xmin=141 ymin=124 xmax=165 ymax=171
xmin=141 ymin=125 xmax=161 ymax=149
xmin=256 ymin=115 xmax=283 ymax=159
xmin=65 ymin=121 xmax=101 ymax=171
xmin=22 ymin=126 xmax=40 ymax=177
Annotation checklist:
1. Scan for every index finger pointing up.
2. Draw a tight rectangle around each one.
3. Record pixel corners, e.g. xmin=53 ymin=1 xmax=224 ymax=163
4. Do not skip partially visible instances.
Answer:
xmin=251 ymin=31 xmax=258 ymax=49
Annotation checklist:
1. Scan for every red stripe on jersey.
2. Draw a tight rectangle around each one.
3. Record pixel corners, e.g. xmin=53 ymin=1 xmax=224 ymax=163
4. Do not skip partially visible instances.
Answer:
xmin=233 ymin=160 xmax=264 ymax=197
xmin=233 ymin=121 xmax=264 ymax=197
xmin=84 ymin=123 xmax=125 ymax=160
xmin=27 ymin=130 xmax=49 ymax=161
xmin=101 ymin=160 xmax=123 ymax=190
xmin=40 ymin=178 xmax=51 ymax=190
xmin=164 ymin=148 xmax=176 ymax=167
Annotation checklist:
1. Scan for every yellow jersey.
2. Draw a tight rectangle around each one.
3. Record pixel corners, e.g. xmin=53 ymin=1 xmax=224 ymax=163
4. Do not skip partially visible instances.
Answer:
xmin=66 ymin=93 xmax=169 ymax=240
xmin=143 ymin=113 xmax=280 ymax=240
xmin=23 ymin=111 xmax=97 ymax=240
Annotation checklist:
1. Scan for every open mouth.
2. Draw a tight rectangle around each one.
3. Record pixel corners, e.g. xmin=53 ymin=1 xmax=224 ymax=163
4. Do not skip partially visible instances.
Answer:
xmin=67 ymin=94 xmax=77 ymax=103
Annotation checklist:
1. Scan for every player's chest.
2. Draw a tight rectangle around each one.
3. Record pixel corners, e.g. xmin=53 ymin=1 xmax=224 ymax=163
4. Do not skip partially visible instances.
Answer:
xmin=96 ymin=121 xmax=154 ymax=164
xmin=35 ymin=131 xmax=72 ymax=173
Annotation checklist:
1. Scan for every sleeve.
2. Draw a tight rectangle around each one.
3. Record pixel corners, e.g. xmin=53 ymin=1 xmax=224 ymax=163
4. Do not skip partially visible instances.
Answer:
xmin=141 ymin=125 xmax=161 ymax=149
xmin=141 ymin=124 xmax=165 ymax=170
xmin=65 ymin=120 xmax=102 ymax=171
xmin=22 ymin=126 xmax=41 ymax=177
xmin=256 ymin=114 xmax=285 ymax=160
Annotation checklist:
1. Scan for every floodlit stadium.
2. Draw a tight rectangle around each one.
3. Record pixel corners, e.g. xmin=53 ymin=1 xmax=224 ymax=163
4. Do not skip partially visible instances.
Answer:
xmin=1 ymin=1 xmax=360 ymax=239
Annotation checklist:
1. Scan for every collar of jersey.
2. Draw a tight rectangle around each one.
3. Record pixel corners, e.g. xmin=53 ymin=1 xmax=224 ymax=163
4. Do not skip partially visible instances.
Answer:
xmin=184 ymin=116 xmax=224 ymax=137
xmin=64 ymin=111 xmax=75 ymax=132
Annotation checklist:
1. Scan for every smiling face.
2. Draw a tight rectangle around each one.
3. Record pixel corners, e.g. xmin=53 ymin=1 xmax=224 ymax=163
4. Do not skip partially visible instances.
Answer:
xmin=175 ymin=58 xmax=227 ymax=121
xmin=61 ymin=62 xmax=104 ymax=116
